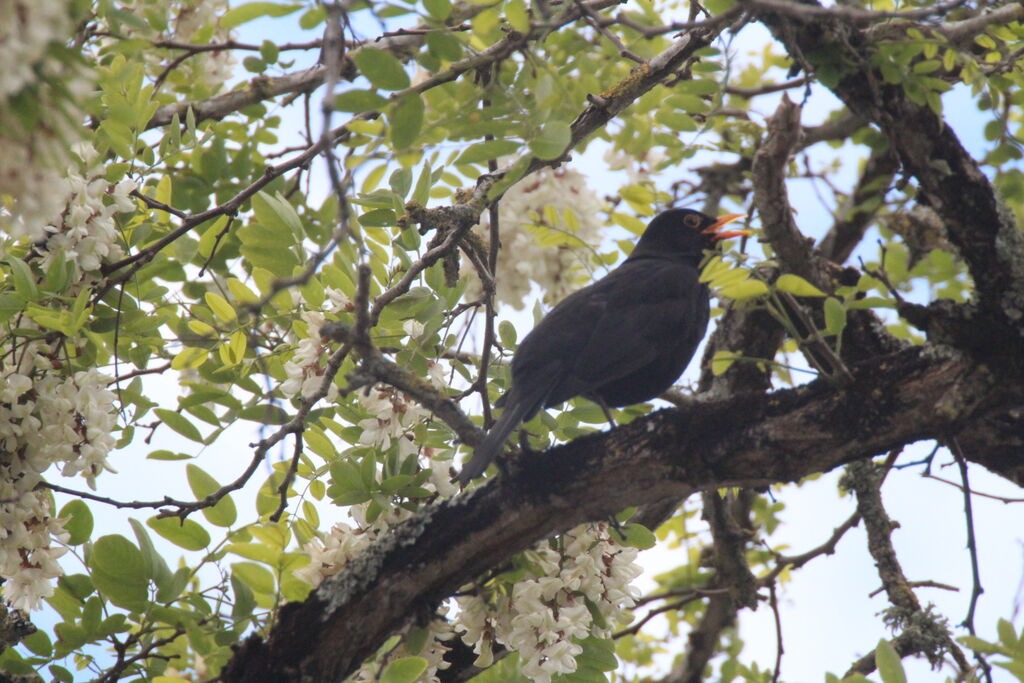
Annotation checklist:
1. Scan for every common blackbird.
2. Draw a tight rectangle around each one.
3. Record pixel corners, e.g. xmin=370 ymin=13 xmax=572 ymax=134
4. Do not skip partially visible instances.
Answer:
xmin=456 ymin=208 xmax=749 ymax=485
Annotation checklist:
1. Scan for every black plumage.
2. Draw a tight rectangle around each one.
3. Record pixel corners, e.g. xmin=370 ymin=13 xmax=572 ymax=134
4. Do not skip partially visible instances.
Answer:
xmin=456 ymin=208 xmax=748 ymax=485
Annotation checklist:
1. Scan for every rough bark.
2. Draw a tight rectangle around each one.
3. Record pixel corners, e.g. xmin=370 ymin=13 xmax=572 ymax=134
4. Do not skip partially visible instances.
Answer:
xmin=221 ymin=343 xmax=1021 ymax=683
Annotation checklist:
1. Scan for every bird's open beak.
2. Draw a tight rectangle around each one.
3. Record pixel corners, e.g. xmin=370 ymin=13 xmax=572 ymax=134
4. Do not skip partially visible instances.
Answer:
xmin=703 ymin=213 xmax=751 ymax=241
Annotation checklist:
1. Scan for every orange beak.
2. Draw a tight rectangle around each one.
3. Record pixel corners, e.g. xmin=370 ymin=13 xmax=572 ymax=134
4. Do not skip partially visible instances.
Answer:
xmin=702 ymin=213 xmax=751 ymax=241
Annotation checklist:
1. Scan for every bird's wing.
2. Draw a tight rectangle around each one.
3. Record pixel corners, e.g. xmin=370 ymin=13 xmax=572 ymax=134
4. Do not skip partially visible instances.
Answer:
xmin=561 ymin=260 xmax=704 ymax=398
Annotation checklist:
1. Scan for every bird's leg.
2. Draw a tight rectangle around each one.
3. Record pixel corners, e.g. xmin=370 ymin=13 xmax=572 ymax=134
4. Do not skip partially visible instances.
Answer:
xmin=595 ymin=396 xmax=617 ymax=429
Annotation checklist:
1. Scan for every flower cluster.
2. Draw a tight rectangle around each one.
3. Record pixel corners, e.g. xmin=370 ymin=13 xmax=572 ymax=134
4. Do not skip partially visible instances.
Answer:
xmin=355 ymin=386 xmax=432 ymax=457
xmin=0 ymin=1 xmax=91 ymax=240
xmin=455 ymin=523 xmax=642 ymax=683
xmin=34 ymin=144 xmax=136 ymax=281
xmin=0 ymin=355 xmax=117 ymax=611
xmin=293 ymin=522 xmax=371 ymax=588
xmin=114 ymin=0 xmax=237 ymax=92
xmin=280 ymin=312 xmax=336 ymax=402
xmin=466 ymin=168 xmax=606 ymax=310
xmin=0 ymin=0 xmax=72 ymax=100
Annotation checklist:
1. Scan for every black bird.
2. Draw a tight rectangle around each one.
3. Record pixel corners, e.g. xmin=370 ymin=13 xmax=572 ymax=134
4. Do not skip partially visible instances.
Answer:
xmin=456 ymin=208 xmax=749 ymax=485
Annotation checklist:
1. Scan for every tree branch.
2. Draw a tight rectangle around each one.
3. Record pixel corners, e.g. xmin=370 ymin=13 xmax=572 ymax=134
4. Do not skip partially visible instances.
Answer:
xmin=220 ymin=343 xmax=1018 ymax=682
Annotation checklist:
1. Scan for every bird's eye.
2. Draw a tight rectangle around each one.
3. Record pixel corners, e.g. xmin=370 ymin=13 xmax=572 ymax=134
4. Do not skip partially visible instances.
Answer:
xmin=683 ymin=214 xmax=701 ymax=229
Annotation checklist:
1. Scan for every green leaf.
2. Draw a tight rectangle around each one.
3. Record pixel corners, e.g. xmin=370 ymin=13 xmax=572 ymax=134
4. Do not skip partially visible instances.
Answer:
xmin=334 ymin=89 xmax=388 ymax=113
xmin=22 ymin=629 xmax=52 ymax=657
xmin=88 ymin=535 xmax=149 ymax=612
xmin=390 ymin=93 xmax=424 ymax=149
xmin=128 ymin=518 xmax=171 ymax=587
xmin=186 ymin=464 xmax=238 ymax=527
xmin=874 ymin=639 xmax=907 ymax=683
xmin=412 ymin=160 xmax=433 ymax=206
xmin=718 ymin=279 xmax=769 ymax=300
xmin=155 ymin=408 xmax=205 ymax=443
xmin=221 ymin=2 xmax=302 ymax=29
xmin=958 ymin=635 xmax=1003 ymax=655
xmin=58 ymin=500 xmax=93 ymax=545
xmin=775 ymin=274 xmax=826 ymax=297
xmin=423 ymin=0 xmax=451 ymax=20
xmin=7 ymin=258 xmax=40 ymax=302
xmin=529 ymin=120 xmax=572 ymax=160
xmin=381 ymin=657 xmax=429 ymax=683
xmin=426 ymin=31 xmax=463 ymax=61
xmin=260 ymin=40 xmax=280 ymax=64
xmin=353 ymin=47 xmax=410 ymax=90
xmin=148 ymin=516 xmax=211 ymax=551
xmin=233 ymin=561 xmax=276 ymax=595
xmin=205 ymin=292 xmax=237 ymax=322
xmin=300 ymin=6 xmax=326 ymax=29
xmin=997 ymin=618 xmax=1018 ymax=649
xmin=505 ymin=0 xmax=529 ymax=31
xmin=498 ymin=320 xmax=517 ymax=347
xmin=618 ymin=523 xmax=657 ymax=550
xmin=823 ymin=297 xmax=847 ymax=337
xmin=456 ymin=139 xmax=520 ymax=166
xmin=711 ymin=350 xmax=740 ymax=376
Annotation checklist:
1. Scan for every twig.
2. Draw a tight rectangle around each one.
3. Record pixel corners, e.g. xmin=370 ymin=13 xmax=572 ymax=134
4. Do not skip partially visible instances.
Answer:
xmin=613 ymin=589 xmax=727 ymax=638
xmin=270 ymin=431 xmax=305 ymax=523
xmin=868 ymin=580 xmax=959 ymax=599
xmin=724 ymin=77 xmax=808 ymax=97
xmin=761 ymin=509 xmax=860 ymax=583
xmin=108 ymin=362 xmax=173 ymax=385
xmin=575 ymin=0 xmax=646 ymax=63
xmin=769 ymin=582 xmax=784 ymax=683
xmin=924 ymin=471 xmax=1024 ymax=503
xmin=947 ymin=439 xmax=987 ymax=640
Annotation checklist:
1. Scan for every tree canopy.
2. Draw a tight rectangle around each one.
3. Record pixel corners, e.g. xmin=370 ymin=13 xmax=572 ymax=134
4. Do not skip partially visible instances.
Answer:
xmin=1 ymin=0 xmax=1023 ymax=681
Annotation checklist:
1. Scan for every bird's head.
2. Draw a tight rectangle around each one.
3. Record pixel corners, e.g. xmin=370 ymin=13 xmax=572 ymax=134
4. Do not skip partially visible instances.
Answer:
xmin=630 ymin=208 xmax=750 ymax=263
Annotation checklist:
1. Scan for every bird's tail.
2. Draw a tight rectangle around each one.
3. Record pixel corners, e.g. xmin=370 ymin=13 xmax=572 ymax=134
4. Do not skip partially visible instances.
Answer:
xmin=456 ymin=397 xmax=535 ymax=486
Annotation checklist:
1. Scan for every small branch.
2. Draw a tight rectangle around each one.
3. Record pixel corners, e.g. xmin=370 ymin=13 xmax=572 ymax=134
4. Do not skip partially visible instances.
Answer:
xmin=613 ymin=589 xmax=727 ymax=638
xmin=769 ymin=582 xmax=784 ymax=683
xmin=741 ymin=0 xmax=964 ymax=25
xmin=270 ymin=431 xmax=305 ymax=523
xmin=130 ymin=189 xmax=187 ymax=218
xmin=321 ymin=321 xmax=484 ymax=447
xmin=109 ymin=361 xmax=173 ymax=385
xmin=752 ymin=95 xmax=823 ymax=287
xmin=761 ymin=509 xmax=860 ymax=584
xmin=576 ymin=0 xmax=646 ymax=63
xmin=724 ymin=77 xmax=808 ymax=97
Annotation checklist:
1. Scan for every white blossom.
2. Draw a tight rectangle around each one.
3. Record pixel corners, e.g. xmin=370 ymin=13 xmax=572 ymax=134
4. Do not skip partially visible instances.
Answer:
xmin=402 ymin=319 xmax=425 ymax=339
xmin=31 ymin=143 xmax=136 ymax=281
xmin=280 ymin=312 xmax=339 ymax=402
xmin=356 ymin=386 xmax=429 ymax=452
xmin=0 ymin=0 xmax=71 ymax=99
xmin=294 ymin=523 xmax=371 ymax=588
xmin=0 ymin=364 xmax=118 ymax=610
xmin=465 ymin=168 xmax=605 ymax=310
xmin=453 ymin=523 xmax=642 ymax=680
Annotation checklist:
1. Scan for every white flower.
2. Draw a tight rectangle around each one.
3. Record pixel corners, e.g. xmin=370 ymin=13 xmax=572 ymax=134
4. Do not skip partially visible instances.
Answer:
xmin=0 ymin=0 xmax=71 ymax=99
xmin=402 ymin=319 xmax=425 ymax=339
xmin=427 ymin=457 xmax=458 ymax=498
xmin=453 ymin=522 xmax=643 ymax=677
xmin=280 ymin=313 xmax=338 ymax=402
xmin=465 ymin=168 xmax=606 ymax=310
xmin=294 ymin=523 xmax=371 ymax=588
xmin=325 ymin=288 xmax=352 ymax=312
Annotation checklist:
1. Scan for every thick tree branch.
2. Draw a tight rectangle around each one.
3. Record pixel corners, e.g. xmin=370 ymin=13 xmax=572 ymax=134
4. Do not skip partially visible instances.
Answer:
xmin=220 ymin=343 xmax=1018 ymax=682
xmin=756 ymin=0 xmax=1024 ymax=337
